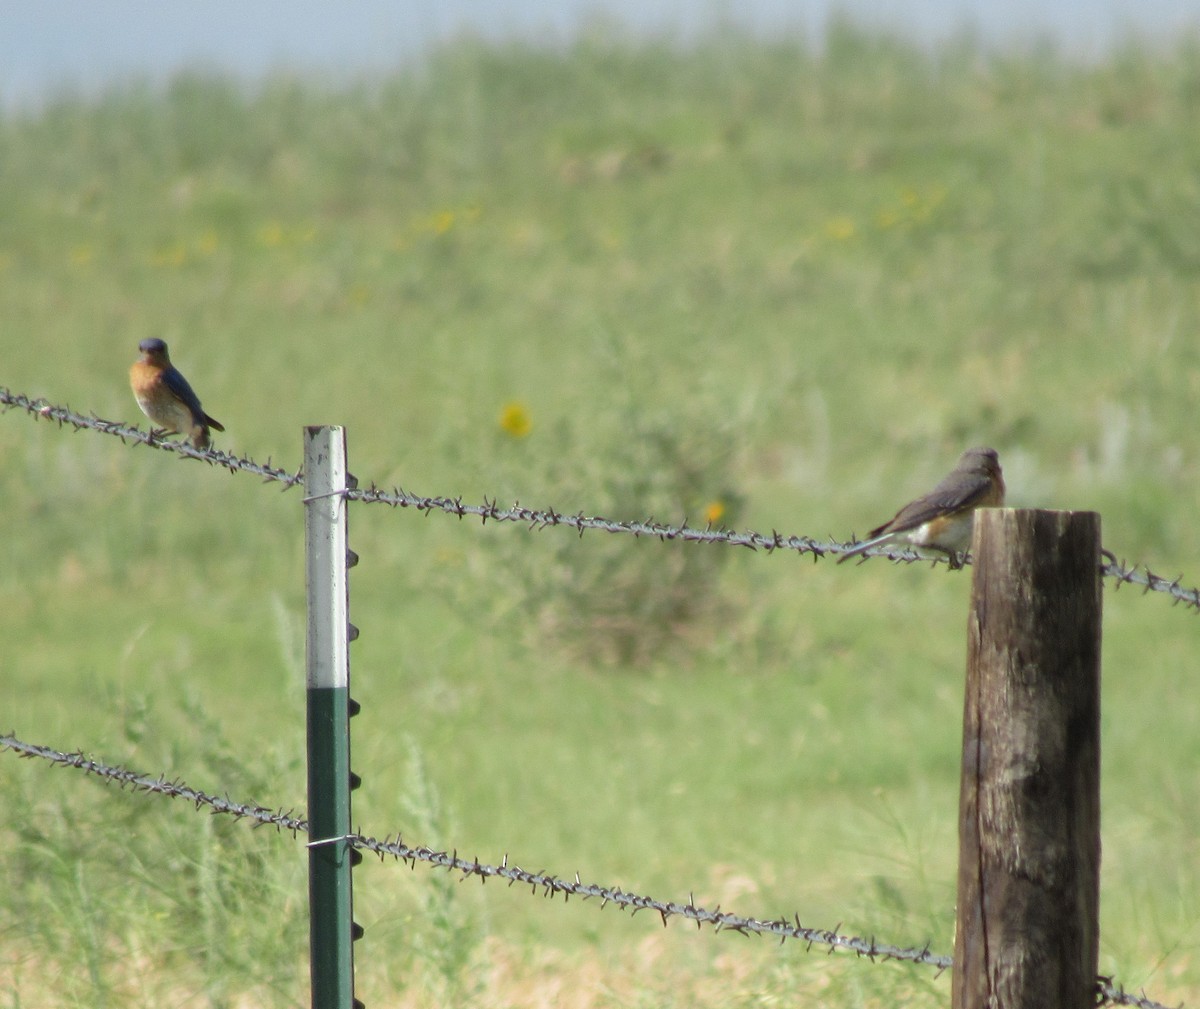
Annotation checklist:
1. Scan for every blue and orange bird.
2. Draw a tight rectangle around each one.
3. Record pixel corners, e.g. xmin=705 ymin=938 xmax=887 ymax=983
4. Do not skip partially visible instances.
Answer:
xmin=129 ymin=338 xmax=225 ymax=449
xmin=838 ymin=446 xmax=1005 ymax=567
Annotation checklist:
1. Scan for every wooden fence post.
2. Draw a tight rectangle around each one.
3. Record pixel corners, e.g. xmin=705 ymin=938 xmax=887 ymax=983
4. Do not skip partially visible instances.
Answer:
xmin=953 ymin=509 xmax=1102 ymax=1009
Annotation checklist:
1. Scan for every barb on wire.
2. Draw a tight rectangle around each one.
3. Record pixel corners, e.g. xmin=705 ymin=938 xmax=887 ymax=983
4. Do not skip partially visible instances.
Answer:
xmin=0 ymin=733 xmax=1182 ymax=1009
xmin=0 ymin=387 xmax=303 ymax=489
xmin=1097 ymin=978 xmax=1185 ymax=1009
xmin=4 ymin=387 xmax=1200 ymax=610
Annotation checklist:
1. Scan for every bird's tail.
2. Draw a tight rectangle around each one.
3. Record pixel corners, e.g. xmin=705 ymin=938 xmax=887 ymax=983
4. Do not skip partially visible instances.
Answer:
xmin=204 ymin=414 xmax=225 ymax=432
xmin=837 ymin=535 xmax=884 ymax=564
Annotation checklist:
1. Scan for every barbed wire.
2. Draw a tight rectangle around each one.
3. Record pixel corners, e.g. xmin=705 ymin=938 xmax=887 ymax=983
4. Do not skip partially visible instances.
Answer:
xmin=1099 ymin=983 xmax=1187 ymax=1009
xmin=1 ymin=732 xmax=308 ymax=833
xmin=0 ymin=387 xmax=303 ymax=488
xmin=0 ymin=733 xmax=1180 ymax=1009
xmin=1100 ymin=553 xmax=1200 ymax=611
xmin=4 ymin=386 xmax=1200 ymax=611
xmin=346 ymin=482 xmax=1200 ymax=611
xmin=0 ymin=734 xmax=946 ymax=968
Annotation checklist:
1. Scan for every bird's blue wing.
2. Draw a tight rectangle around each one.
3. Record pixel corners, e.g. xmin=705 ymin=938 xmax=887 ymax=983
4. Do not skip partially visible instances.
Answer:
xmin=160 ymin=367 xmax=206 ymax=420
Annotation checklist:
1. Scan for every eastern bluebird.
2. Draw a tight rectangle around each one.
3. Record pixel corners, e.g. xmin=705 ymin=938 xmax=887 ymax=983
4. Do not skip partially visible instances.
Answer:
xmin=129 ymin=338 xmax=225 ymax=450
xmin=838 ymin=446 xmax=1005 ymax=567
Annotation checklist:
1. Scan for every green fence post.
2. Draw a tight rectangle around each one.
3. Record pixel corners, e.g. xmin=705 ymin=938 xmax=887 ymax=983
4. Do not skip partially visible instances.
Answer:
xmin=304 ymin=426 xmax=357 ymax=1009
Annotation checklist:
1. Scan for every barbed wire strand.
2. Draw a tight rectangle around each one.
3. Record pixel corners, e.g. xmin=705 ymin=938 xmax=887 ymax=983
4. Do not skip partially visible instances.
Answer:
xmin=0 ymin=387 xmax=303 ymax=488
xmin=0 ymin=734 xmax=1179 ymax=1009
xmin=4 ymin=387 xmax=1200 ymax=611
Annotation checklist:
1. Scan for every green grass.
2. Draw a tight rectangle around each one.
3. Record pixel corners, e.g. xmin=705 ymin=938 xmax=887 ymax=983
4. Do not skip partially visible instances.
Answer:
xmin=4 ymin=18 xmax=1200 ymax=1007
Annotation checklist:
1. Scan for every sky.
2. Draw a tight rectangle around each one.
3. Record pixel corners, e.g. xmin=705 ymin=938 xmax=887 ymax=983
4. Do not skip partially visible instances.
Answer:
xmin=3 ymin=0 xmax=1199 ymax=109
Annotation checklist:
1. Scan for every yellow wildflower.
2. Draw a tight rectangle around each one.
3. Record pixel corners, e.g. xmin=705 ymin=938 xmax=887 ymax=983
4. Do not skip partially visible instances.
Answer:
xmin=824 ymin=216 xmax=856 ymax=241
xmin=258 ymin=221 xmax=285 ymax=247
xmin=498 ymin=402 xmax=532 ymax=438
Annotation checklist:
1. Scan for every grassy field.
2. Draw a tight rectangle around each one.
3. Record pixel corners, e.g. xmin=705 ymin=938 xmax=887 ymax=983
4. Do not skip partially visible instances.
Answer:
xmin=3 ymin=18 xmax=1200 ymax=1007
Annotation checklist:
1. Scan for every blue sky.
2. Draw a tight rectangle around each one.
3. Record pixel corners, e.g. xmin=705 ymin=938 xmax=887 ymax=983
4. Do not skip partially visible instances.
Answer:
xmin=3 ymin=0 xmax=1197 ymax=109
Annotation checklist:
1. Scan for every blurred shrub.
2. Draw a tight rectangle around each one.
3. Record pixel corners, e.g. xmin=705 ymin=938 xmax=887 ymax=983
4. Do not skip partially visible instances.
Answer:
xmin=481 ymin=350 xmax=747 ymax=666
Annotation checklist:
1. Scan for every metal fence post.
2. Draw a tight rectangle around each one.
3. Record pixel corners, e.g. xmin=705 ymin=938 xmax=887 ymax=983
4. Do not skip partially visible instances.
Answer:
xmin=304 ymin=426 xmax=358 ymax=1009
xmin=953 ymin=508 xmax=1102 ymax=1009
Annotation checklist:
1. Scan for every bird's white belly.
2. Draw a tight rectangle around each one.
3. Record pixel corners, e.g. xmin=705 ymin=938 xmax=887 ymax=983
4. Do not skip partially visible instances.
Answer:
xmin=137 ymin=392 xmax=195 ymax=435
xmin=909 ymin=511 xmax=975 ymax=552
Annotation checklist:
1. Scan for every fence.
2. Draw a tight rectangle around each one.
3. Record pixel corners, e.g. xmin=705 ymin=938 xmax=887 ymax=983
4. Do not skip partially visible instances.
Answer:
xmin=1 ymin=386 xmax=1194 ymax=1009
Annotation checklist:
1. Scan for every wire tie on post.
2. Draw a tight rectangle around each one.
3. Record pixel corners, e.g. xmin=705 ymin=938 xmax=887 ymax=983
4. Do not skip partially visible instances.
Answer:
xmin=302 ymin=485 xmax=351 ymax=520
xmin=306 ymin=833 xmax=352 ymax=849
xmin=302 ymin=487 xmax=351 ymax=504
